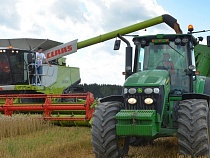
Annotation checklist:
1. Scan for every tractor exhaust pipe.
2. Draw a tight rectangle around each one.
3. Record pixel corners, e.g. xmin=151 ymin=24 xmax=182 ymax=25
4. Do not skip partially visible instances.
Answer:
xmin=117 ymin=34 xmax=132 ymax=79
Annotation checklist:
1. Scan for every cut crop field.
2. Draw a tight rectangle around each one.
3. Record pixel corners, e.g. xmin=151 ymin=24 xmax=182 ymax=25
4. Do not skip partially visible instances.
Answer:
xmin=0 ymin=115 xmax=204 ymax=158
xmin=0 ymin=127 xmax=178 ymax=158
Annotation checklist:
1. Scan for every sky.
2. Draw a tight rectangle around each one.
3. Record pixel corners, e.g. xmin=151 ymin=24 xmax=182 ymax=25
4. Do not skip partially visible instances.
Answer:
xmin=0 ymin=0 xmax=209 ymax=85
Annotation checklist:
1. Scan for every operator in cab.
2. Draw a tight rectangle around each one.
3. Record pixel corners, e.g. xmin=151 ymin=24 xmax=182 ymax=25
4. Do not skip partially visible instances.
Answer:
xmin=162 ymin=53 xmax=175 ymax=74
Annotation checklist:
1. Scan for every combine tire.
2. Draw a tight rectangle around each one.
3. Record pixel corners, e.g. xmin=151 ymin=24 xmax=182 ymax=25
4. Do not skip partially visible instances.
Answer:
xmin=91 ymin=102 xmax=129 ymax=158
xmin=178 ymin=99 xmax=210 ymax=156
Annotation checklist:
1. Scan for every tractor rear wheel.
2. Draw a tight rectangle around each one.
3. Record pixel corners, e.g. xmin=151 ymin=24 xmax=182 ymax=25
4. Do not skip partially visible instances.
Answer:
xmin=178 ymin=99 xmax=210 ymax=156
xmin=91 ymin=102 xmax=129 ymax=158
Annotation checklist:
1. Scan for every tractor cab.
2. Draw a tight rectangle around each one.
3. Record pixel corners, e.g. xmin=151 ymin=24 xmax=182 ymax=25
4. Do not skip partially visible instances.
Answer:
xmin=132 ymin=34 xmax=197 ymax=95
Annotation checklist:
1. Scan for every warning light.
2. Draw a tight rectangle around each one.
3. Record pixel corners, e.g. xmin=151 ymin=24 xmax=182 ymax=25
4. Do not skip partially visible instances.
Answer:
xmin=9 ymin=45 xmax=13 ymax=49
xmin=188 ymin=25 xmax=194 ymax=32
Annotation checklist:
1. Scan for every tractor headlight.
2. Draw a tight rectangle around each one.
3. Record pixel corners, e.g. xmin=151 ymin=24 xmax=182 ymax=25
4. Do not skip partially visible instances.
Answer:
xmin=175 ymin=38 xmax=181 ymax=45
xmin=128 ymin=88 xmax=136 ymax=94
xmin=144 ymin=88 xmax=153 ymax=94
xmin=153 ymin=88 xmax=160 ymax=94
xmin=124 ymin=88 xmax=128 ymax=94
xmin=144 ymin=98 xmax=153 ymax=105
xmin=189 ymin=65 xmax=196 ymax=70
xmin=128 ymin=98 xmax=137 ymax=104
xmin=182 ymin=37 xmax=189 ymax=43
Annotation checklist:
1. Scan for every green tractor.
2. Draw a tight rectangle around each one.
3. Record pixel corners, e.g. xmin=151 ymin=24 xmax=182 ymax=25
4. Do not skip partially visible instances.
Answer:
xmin=91 ymin=24 xmax=210 ymax=156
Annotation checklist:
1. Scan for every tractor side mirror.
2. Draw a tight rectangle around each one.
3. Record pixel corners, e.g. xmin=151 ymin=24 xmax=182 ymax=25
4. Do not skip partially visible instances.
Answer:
xmin=207 ymin=36 xmax=210 ymax=47
xmin=114 ymin=40 xmax=121 ymax=50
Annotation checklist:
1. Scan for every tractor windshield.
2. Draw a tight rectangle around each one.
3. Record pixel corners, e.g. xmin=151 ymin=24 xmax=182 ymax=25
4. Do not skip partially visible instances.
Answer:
xmin=0 ymin=49 xmax=34 ymax=85
xmin=137 ymin=42 xmax=190 ymax=94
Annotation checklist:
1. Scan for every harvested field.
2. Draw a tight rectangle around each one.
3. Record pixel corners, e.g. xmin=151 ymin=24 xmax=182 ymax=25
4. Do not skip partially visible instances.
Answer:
xmin=0 ymin=115 xmax=206 ymax=158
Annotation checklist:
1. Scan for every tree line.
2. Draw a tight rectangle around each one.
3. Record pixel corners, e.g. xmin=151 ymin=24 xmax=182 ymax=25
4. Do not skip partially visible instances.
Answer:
xmin=79 ymin=83 xmax=123 ymax=98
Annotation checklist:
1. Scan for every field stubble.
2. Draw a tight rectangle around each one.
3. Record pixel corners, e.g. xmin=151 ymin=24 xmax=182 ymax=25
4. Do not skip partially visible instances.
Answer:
xmin=0 ymin=115 xmax=204 ymax=158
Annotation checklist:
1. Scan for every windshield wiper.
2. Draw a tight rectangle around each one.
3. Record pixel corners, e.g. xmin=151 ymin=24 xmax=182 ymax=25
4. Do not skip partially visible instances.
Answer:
xmin=168 ymin=44 xmax=184 ymax=57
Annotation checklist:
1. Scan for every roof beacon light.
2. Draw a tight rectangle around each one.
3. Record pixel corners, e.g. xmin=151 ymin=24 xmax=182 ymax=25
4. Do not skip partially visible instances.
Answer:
xmin=188 ymin=25 xmax=194 ymax=32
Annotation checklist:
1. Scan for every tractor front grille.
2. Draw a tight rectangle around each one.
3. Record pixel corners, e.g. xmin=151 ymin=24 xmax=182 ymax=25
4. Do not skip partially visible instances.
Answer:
xmin=124 ymin=86 xmax=164 ymax=115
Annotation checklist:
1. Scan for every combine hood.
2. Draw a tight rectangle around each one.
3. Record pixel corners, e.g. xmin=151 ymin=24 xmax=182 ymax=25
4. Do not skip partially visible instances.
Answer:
xmin=124 ymin=70 xmax=169 ymax=87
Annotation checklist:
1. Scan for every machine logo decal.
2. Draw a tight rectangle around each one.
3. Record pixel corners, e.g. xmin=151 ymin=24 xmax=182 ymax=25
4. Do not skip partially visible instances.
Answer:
xmin=44 ymin=39 xmax=78 ymax=61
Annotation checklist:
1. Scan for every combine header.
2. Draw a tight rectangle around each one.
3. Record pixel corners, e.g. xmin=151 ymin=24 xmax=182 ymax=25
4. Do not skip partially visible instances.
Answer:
xmin=0 ymin=92 xmax=94 ymax=126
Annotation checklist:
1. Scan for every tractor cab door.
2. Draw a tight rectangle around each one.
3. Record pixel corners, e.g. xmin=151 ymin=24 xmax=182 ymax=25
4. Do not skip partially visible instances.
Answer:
xmin=136 ymin=42 xmax=191 ymax=95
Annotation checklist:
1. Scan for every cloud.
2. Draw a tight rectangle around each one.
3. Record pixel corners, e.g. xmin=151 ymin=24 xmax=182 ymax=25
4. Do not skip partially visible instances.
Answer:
xmin=0 ymin=0 xmax=21 ymax=29
xmin=50 ymin=0 xmax=87 ymax=22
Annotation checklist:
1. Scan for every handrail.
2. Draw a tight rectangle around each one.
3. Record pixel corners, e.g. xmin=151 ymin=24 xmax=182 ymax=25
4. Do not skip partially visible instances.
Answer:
xmin=27 ymin=64 xmax=55 ymax=85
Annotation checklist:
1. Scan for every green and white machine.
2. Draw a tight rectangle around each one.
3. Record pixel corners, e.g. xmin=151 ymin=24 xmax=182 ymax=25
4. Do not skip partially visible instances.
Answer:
xmin=0 ymin=38 xmax=80 ymax=94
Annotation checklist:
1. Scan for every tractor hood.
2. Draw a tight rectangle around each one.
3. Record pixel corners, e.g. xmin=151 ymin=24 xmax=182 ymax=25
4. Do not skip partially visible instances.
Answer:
xmin=124 ymin=70 xmax=169 ymax=87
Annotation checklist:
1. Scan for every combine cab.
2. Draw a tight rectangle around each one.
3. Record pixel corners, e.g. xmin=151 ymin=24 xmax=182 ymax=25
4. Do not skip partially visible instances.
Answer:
xmin=0 ymin=38 xmax=95 ymax=126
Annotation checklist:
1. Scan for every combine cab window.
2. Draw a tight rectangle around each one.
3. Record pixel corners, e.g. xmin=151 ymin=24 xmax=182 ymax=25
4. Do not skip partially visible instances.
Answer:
xmin=0 ymin=53 xmax=12 ymax=84
xmin=138 ymin=42 xmax=190 ymax=94
xmin=0 ymin=49 xmax=34 ymax=85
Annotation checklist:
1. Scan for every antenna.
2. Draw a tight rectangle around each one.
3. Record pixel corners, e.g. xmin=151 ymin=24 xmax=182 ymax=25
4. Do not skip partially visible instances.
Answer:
xmin=192 ymin=30 xmax=210 ymax=34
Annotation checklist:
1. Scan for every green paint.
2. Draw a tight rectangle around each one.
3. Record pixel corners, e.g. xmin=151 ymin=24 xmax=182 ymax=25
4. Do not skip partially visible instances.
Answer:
xmin=116 ymin=110 xmax=158 ymax=136
xmin=195 ymin=44 xmax=210 ymax=77
xmin=194 ymin=75 xmax=206 ymax=93
xmin=124 ymin=70 xmax=169 ymax=87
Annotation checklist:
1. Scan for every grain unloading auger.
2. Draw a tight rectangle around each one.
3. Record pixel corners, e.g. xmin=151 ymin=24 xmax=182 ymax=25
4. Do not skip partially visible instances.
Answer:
xmin=0 ymin=14 xmax=182 ymax=126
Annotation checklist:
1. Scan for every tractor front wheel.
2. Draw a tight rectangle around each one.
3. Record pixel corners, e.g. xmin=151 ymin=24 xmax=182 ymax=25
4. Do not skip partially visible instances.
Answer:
xmin=91 ymin=102 xmax=129 ymax=158
xmin=178 ymin=99 xmax=210 ymax=156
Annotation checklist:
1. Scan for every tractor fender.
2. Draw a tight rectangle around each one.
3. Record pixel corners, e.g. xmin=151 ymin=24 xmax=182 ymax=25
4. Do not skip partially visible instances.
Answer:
xmin=99 ymin=95 xmax=124 ymax=103
xmin=182 ymin=93 xmax=210 ymax=105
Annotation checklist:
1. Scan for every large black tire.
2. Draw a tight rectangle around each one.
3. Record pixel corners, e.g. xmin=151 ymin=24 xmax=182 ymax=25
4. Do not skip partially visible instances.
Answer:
xmin=91 ymin=102 xmax=129 ymax=158
xmin=178 ymin=99 xmax=210 ymax=156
